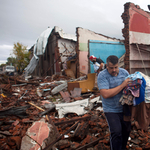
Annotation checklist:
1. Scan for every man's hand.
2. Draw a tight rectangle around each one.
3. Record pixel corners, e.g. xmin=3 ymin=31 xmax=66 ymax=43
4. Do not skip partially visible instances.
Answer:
xmin=100 ymin=77 xmax=131 ymax=99
xmin=122 ymin=78 xmax=131 ymax=87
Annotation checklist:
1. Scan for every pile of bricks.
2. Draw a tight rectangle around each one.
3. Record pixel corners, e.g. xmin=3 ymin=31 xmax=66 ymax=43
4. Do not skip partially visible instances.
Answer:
xmin=0 ymin=74 xmax=150 ymax=150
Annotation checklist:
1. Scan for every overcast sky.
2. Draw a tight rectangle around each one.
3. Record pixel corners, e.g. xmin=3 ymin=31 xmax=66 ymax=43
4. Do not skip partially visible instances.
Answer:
xmin=0 ymin=0 xmax=149 ymax=65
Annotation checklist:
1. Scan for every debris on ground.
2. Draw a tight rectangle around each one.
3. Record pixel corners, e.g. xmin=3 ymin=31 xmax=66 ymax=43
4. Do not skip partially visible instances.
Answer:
xmin=0 ymin=73 xmax=150 ymax=150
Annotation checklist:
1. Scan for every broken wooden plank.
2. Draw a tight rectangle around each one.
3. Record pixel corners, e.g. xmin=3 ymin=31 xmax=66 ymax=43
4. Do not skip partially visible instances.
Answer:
xmin=73 ymin=121 xmax=89 ymax=140
xmin=76 ymin=136 xmax=104 ymax=150
xmin=54 ymin=115 xmax=91 ymax=126
xmin=39 ymin=104 xmax=56 ymax=117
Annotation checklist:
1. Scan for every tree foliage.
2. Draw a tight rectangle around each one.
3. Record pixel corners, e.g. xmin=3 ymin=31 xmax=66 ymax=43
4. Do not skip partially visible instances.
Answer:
xmin=12 ymin=42 xmax=30 ymax=73
xmin=6 ymin=57 xmax=16 ymax=66
xmin=0 ymin=63 xmax=6 ymax=67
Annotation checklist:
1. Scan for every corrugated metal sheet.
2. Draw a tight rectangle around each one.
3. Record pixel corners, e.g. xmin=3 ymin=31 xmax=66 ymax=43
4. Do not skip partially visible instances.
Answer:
xmin=36 ymin=26 xmax=76 ymax=56
xmin=36 ymin=27 xmax=53 ymax=55
xmin=54 ymin=26 xmax=76 ymax=41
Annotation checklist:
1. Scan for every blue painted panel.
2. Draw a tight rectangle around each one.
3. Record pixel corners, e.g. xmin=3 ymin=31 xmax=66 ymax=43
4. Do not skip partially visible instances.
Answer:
xmin=89 ymin=40 xmax=126 ymax=73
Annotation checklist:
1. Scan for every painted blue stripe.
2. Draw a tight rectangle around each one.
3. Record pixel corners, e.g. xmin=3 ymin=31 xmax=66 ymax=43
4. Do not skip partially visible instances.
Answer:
xmin=89 ymin=40 xmax=126 ymax=73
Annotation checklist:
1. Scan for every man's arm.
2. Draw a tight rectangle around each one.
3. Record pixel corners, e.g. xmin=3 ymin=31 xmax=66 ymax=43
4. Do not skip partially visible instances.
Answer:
xmin=100 ymin=78 xmax=130 ymax=99
xmin=97 ymin=63 xmax=104 ymax=73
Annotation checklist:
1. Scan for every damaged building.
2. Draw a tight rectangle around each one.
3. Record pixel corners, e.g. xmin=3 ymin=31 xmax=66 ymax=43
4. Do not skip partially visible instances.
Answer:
xmin=26 ymin=26 xmax=77 ymax=78
xmin=122 ymin=2 xmax=150 ymax=76
xmin=25 ymin=3 xmax=150 ymax=79
xmin=76 ymin=27 xmax=126 ymax=76
xmin=1 ymin=2 xmax=150 ymax=150
xmin=25 ymin=27 xmax=127 ymax=78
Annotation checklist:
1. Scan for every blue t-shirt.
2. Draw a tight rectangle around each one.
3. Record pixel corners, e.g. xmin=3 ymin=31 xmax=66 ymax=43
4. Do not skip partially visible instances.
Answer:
xmin=97 ymin=68 xmax=129 ymax=113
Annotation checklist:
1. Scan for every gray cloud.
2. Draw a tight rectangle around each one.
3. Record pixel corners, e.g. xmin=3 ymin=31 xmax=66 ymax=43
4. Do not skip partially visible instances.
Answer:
xmin=0 ymin=0 xmax=149 ymax=64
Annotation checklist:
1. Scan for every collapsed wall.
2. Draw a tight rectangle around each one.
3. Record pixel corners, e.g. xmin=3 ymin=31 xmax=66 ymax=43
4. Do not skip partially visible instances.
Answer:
xmin=122 ymin=3 xmax=150 ymax=75
xmin=28 ymin=26 xmax=77 ymax=77
xmin=76 ymin=27 xmax=123 ymax=77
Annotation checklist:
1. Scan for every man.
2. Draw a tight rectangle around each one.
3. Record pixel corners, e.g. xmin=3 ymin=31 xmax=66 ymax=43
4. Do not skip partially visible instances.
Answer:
xmin=89 ymin=55 xmax=105 ymax=74
xmin=97 ymin=55 xmax=131 ymax=150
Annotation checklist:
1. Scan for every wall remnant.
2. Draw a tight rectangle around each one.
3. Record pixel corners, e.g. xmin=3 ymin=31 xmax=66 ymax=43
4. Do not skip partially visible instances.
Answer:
xmin=76 ymin=27 xmax=124 ymax=76
xmin=122 ymin=3 xmax=150 ymax=75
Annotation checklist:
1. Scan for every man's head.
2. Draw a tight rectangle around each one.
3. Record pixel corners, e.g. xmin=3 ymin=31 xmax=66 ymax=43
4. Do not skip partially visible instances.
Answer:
xmin=106 ymin=55 xmax=119 ymax=76
xmin=89 ymin=55 xmax=96 ymax=62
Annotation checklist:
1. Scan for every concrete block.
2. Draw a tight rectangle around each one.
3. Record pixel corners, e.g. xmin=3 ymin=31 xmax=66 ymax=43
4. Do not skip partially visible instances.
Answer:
xmin=20 ymin=118 xmax=57 ymax=150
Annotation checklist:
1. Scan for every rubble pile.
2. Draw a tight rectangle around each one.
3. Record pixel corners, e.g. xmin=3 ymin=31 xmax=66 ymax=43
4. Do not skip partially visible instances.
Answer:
xmin=0 ymin=74 xmax=150 ymax=150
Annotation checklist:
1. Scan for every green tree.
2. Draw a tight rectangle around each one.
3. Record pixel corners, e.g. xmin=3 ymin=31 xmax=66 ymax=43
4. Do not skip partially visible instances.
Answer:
xmin=6 ymin=57 xmax=16 ymax=66
xmin=0 ymin=63 xmax=6 ymax=67
xmin=13 ymin=42 xmax=30 ymax=73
